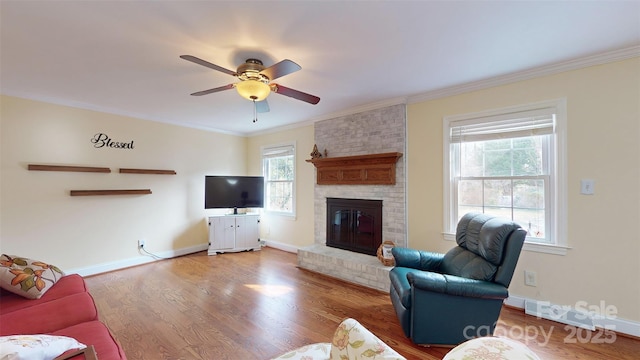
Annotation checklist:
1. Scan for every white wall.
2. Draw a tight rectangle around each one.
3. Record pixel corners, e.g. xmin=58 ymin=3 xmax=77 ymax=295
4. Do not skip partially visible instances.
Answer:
xmin=406 ymin=58 xmax=640 ymax=324
xmin=247 ymin=125 xmax=316 ymax=250
xmin=0 ymin=95 xmax=247 ymax=273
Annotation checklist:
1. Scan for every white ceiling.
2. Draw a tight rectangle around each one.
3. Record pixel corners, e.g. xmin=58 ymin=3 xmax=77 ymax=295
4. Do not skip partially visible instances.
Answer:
xmin=1 ymin=1 xmax=639 ymax=136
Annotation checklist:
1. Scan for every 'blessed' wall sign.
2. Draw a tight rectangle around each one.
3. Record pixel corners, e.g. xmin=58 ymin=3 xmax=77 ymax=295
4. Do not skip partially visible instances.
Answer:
xmin=91 ymin=133 xmax=134 ymax=149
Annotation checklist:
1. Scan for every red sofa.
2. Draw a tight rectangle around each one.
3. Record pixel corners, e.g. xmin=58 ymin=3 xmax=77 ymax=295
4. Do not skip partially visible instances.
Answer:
xmin=0 ymin=273 xmax=126 ymax=360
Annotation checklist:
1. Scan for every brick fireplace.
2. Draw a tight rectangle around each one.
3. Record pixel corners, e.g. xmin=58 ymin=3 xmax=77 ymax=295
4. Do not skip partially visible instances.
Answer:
xmin=297 ymin=103 xmax=406 ymax=292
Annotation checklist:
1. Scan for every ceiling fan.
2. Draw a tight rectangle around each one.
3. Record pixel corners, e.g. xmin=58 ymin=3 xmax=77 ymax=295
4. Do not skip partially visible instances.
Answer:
xmin=180 ymin=55 xmax=320 ymax=122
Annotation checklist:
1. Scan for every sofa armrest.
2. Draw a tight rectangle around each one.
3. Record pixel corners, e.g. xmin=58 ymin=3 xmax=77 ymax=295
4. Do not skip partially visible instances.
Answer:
xmin=0 ymin=274 xmax=88 ymax=316
xmin=0 ymin=292 xmax=98 ymax=335
xmin=407 ymin=271 xmax=508 ymax=300
xmin=392 ymin=248 xmax=444 ymax=271
xmin=51 ymin=320 xmax=127 ymax=360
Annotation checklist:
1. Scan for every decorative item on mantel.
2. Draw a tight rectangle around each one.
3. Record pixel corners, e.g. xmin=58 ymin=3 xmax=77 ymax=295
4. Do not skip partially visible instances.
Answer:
xmin=310 ymin=144 xmax=323 ymax=159
xmin=377 ymin=240 xmax=396 ymax=266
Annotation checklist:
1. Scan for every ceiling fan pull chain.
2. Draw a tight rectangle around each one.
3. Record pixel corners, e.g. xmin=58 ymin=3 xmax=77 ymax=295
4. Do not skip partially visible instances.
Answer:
xmin=252 ymin=98 xmax=258 ymax=123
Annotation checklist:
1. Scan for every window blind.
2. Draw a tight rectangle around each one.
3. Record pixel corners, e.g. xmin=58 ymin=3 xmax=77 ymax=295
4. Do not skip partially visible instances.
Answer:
xmin=262 ymin=145 xmax=294 ymax=158
xmin=450 ymin=107 xmax=556 ymax=143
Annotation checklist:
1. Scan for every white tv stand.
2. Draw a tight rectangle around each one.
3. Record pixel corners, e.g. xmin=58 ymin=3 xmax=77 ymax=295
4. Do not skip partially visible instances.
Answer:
xmin=207 ymin=214 xmax=261 ymax=255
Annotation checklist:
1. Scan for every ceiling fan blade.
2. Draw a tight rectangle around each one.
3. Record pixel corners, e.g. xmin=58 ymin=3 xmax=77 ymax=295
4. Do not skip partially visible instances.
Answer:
xmin=260 ymin=59 xmax=301 ymax=81
xmin=180 ymin=55 xmax=237 ymax=76
xmin=190 ymin=83 xmax=235 ymax=96
xmin=256 ymin=99 xmax=270 ymax=113
xmin=271 ymin=84 xmax=320 ymax=105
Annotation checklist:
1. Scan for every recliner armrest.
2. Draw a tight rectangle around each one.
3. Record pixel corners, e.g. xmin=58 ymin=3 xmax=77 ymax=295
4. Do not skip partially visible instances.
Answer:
xmin=392 ymin=247 xmax=444 ymax=271
xmin=407 ymin=271 xmax=508 ymax=300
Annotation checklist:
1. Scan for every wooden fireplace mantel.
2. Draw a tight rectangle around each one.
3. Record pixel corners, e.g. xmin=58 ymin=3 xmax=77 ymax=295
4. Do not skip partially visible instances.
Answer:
xmin=306 ymin=152 xmax=402 ymax=185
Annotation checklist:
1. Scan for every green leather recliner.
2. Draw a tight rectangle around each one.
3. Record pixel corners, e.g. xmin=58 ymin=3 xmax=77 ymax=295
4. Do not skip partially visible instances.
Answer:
xmin=389 ymin=213 xmax=526 ymax=346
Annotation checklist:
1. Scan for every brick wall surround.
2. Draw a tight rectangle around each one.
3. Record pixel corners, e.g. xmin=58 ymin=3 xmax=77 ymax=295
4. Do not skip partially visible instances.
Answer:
xmin=312 ymin=103 xmax=407 ymax=248
xmin=297 ymin=104 xmax=407 ymax=292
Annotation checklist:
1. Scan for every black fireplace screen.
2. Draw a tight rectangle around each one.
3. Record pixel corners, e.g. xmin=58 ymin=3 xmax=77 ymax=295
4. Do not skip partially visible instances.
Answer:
xmin=326 ymin=198 xmax=382 ymax=256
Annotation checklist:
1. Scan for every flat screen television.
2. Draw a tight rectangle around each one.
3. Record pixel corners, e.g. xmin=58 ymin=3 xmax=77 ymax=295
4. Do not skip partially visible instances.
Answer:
xmin=205 ymin=175 xmax=264 ymax=213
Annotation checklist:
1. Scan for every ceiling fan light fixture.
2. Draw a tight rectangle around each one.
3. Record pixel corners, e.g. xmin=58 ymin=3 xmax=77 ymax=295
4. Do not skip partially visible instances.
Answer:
xmin=236 ymin=80 xmax=271 ymax=101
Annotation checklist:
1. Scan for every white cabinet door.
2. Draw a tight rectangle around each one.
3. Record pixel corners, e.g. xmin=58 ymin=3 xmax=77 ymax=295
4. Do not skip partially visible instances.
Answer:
xmin=234 ymin=216 xmax=247 ymax=249
xmin=236 ymin=215 xmax=259 ymax=250
xmin=220 ymin=216 xmax=236 ymax=249
xmin=247 ymin=215 xmax=260 ymax=249
xmin=208 ymin=217 xmax=222 ymax=250
xmin=209 ymin=216 xmax=235 ymax=252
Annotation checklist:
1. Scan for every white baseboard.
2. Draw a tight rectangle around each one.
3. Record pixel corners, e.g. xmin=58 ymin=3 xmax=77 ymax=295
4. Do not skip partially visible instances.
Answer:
xmin=263 ymin=239 xmax=299 ymax=253
xmin=506 ymin=295 xmax=640 ymax=338
xmin=67 ymin=240 xmax=299 ymax=276
xmin=67 ymin=244 xmax=208 ymax=277
xmin=524 ymin=299 xmax=595 ymax=330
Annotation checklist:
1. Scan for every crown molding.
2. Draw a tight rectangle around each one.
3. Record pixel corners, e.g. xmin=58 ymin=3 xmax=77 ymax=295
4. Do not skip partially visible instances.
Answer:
xmin=252 ymin=46 xmax=640 ymax=137
xmin=246 ymin=97 xmax=407 ymax=137
xmin=408 ymin=45 xmax=640 ymax=104
xmin=309 ymin=97 xmax=407 ymax=123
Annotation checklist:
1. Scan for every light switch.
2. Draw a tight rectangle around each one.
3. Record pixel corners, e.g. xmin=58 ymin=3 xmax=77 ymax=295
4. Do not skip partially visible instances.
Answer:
xmin=580 ymin=179 xmax=595 ymax=195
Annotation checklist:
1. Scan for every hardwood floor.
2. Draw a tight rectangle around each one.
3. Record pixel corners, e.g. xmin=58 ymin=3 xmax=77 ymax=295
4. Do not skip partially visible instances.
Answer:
xmin=85 ymin=248 xmax=639 ymax=359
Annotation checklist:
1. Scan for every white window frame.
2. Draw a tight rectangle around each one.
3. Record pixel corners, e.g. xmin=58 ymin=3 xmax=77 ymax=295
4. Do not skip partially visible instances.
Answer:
xmin=443 ymin=99 xmax=568 ymax=255
xmin=262 ymin=142 xmax=296 ymax=217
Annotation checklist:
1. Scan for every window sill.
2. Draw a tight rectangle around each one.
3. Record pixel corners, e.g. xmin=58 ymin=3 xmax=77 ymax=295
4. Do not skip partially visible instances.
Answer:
xmin=442 ymin=233 xmax=569 ymax=256
xmin=522 ymin=242 xmax=570 ymax=256
xmin=264 ymin=211 xmax=297 ymax=220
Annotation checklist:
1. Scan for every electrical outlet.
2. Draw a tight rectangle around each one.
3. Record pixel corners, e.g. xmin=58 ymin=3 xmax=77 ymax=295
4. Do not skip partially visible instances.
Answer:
xmin=524 ymin=270 xmax=537 ymax=287
xmin=138 ymin=239 xmax=146 ymax=248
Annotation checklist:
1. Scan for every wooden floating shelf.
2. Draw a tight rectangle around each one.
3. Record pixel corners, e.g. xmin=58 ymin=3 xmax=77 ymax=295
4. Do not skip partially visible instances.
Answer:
xmin=70 ymin=189 xmax=152 ymax=196
xmin=119 ymin=168 xmax=176 ymax=175
xmin=28 ymin=164 xmax=111 ymax=173
xmin=306 ymin=152 xmax=402 ymax=185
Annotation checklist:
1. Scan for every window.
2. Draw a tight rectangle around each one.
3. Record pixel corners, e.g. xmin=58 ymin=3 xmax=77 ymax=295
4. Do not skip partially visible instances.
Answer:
xmin=443 ymin=100 xmax=567 ymax=253
xmin=262 ymin=143 xmax=295 ymax=216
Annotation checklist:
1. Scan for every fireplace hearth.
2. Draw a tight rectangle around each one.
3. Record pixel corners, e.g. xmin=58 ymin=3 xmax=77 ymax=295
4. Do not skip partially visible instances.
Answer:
xmin=326 ymin=198 xmax=382 ymax=256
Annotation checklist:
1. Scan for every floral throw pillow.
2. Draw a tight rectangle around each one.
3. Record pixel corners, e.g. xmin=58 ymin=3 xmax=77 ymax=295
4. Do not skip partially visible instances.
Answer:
xmin=0 ymin=254 xmax=65 ymax=299
xmin=0 ymin=334 xmax=85 ymax=360
xmin=330 ymin=318 xmax=406 ymax=360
